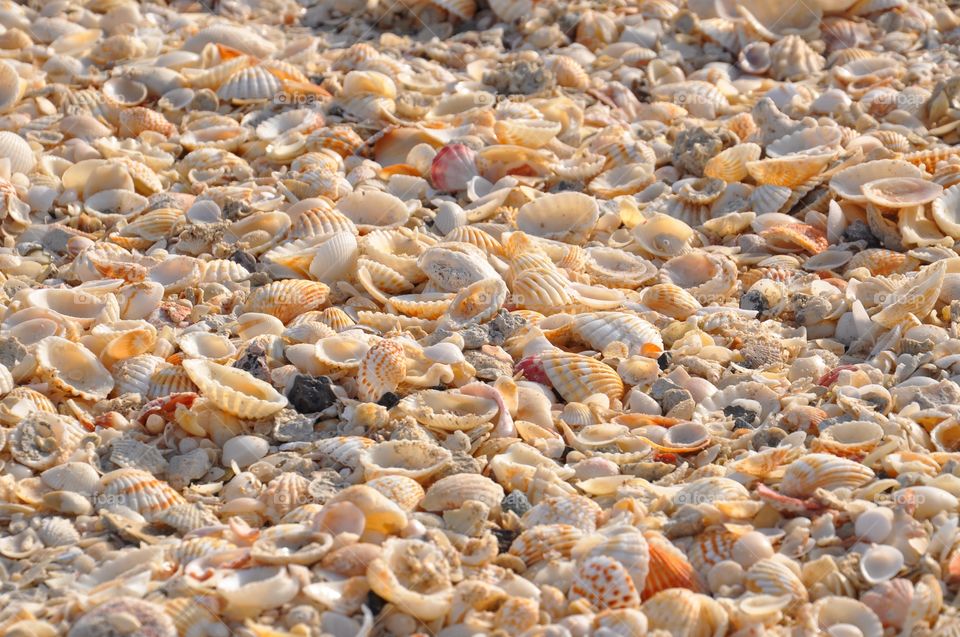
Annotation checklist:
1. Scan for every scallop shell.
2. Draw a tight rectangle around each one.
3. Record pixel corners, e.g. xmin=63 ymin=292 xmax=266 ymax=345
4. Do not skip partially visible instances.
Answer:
xmin=356 ymin=338 xmax=407 ymax=402
xmin=0 ymin=131 xmax=36 ymax=174
xmin=431 ymin=144 xmax=479 ymax=191
xmin=243 ymin=280 xmax=330 ymax=324
xmin=642 ymin=589 xmax=729 ymax=637
xmin=517 ymin=192 xmax=599 ymax=243
xmin=98 ymin=468 xmax=186 ymax=521
xmin=780 ymin=453 xmax=875 ymax=497
xmin=703 ymin=143 xmax=762 ymax=183
xmin=182 ymin=359 xmax=288 ymax=418
xmin=640 ymin=283 xmax=702 ymax=320
xmin=521 ymin=495 xmax=602 ymax=532
xmin=535 ymin=349 xmax=624 ymax=403
xmin=364 ymin=475 xmax=426 ymax=511
xmin=572 ymin=312 xmax=664 ymax=357
xmin=35 ymin=336 xmax=114 ymax=400
xmin=261 ymin=472 xmax=312 ymax=523
xmin=571 ymin=555 xmax=641 ymax=611
xmin=643 ymin=530 xmax=705 ymax=598
xmin=421 ymin=473 xmax=504 ymax=511
xmin=69 ymin=598 xmax=177 ymax=637
xmin=770 ymin=35 xmax=825 ymax=81
xmin=745 ymin=556 xmax=808 ymax=602
xmin=509 ymin=524 xmax=584 ymax=566
xmin=747 ymin=154 xmax=834 ymax=188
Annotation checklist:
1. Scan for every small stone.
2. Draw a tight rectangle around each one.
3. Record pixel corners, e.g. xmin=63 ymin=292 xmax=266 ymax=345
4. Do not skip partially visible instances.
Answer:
xmin=222 ymin=435 xmax=269 ymax=469
xmin=272 ymin=409 xmax=319 ymax=442
xmin=465 ymin=349 xmax=514 ymax=380
xmin=661 ymin=388 xmax=692 ymax=414
xmin=376 ymin=392 xmax=400 ymax=408
xmin=233 ymin=345 xmax=270 ymax=383
xmin=501 ymin=491 xmax=532 ymax=517
xmin=229 ymin=249 xmax=257 ymax=272
xmin=287 ymin=375 xmax=338 ymax=414
xmin=486 ymin=310 xmax=527 ymax=345
xmin=672 ymin=126 xmax=723 ymax=177
xmin=657 ymin=352 xmax=671 ymax=371
xmin=651 ymin=378 xmax=682 ymax=402
xmin=0 ymin=336 xmax=26 ymax=371
xmin=492 ymin=527 xmax=519 ymax=554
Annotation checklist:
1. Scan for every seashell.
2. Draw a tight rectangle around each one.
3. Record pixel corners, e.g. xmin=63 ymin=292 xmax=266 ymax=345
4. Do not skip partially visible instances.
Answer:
xmin=640 ymin=283 xmax=702 ymax=320
xmin=98 ymin=468 xmax=186 ymax=521
xmin=261 ymin=472 xmax=312 ymax=523
xmin=770 ymin=35 xmax=825 ymax=81
xmin=516 ymin=192 xmax=599 ymax=243
xmin=69 ymin=598 xmax=177 ymax=637
xmin=812 ymin=597 xmax=883 ymax=637
xmin=589 ymin=164 xmax=655 ymax=198
xmin=632 ymin=214 xmax=695 ymax=259
xmin=422 ymin=473 xmax=504 ymax=511
xmin=642 ymin=589 xmax=728 ymax=637
xmin=860 ymin=544 xmax=904 ymax=584
xmin=571 ymin=555 xmax=641 ymax=611
xmin=217 ymin=65 xmax=282 ymax=103
xmin=780 ymin=453 xmax=875 ymax=497
xmin=530 ymin=349 xmax=624 ymax=403
xmin=704 ymin=144 xmax=761 ymax=183
xmin=243 ymin=280 xmax=330 ymax=324
xmin=35 ymin=336 xmax=114 ymax=400
xmin=103 ymin=77 xmax=148 ymax=106
xmin=735 ymin=0 xmax=822 ymax=40
xmin=178 ymin=332 xmax=237 ymax=362
xmin=359 ymin=439 xmax=452 ymax=483
xmin=10 ymin=413 xmax=88 ymax=471
xmin=389 ymin=293 xmax=454 ymax=320
xmin=0 ymin=131 xmax=36 ymax=174
xmin=861 ymin=178 xmax=943 ymax=208
xmin=216 ymin=566 xmax=300 ymax=618
xmin=405 ymin=389 xmax=500 ymax=431
xmin=643 ymin=530 xmax=705 ymax=598
xmin=522 ymin=495 xmax=602 ymax=532
xmin=932 ymin=183 xmax=960 ymax=238
xmin=356 ymin=338 xmax=407 ymax=402
xmin=578 ymin=524 xmax=650 ymax=593
xmin=830 ymin=160 xmax=924 ymax=204
xmin=442 ymin=278 xmax=508 ymax=327
xmin=431 ymin=144 xmax=479 ymax=191
xmin=510 ymin=524 xmax=584 ymax=566
xmin=364 ymin=475 xmax=425 ymax=511
xmin=336 ymin=189 xmax=409 ymax=232
xmin=367 ymin=538 xmax=453 ymax=621
xmin=747 ymin=154 xmax=834 ymax=188
xmin=495 ymin=118 xmax=562 ymax=149
xmin=182 ymin=360 xmax=288 ymax=418
xmin=766 ymin=126 xmax=843 ymax=158
xmin=745 ymin=556 xmax=808 ymax=602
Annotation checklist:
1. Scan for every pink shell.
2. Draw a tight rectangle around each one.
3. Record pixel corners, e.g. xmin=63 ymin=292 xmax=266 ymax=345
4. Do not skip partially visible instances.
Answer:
xmin=430 ymin=144 xmax=478 ymax=191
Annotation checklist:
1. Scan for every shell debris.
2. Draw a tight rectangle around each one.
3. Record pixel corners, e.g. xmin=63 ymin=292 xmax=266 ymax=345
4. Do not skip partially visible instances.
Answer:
xmin=1 ymin=0 xmax=959 ymax=635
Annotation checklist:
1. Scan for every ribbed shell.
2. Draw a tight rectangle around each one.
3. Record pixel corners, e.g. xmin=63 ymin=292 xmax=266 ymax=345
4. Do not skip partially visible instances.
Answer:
xmin=356 ymin=338 xmax=406 ymax=402
xmin=780 ymin=453 xmax=875 ymax=497
xmin=745 ymin=556 xmax=809 ymax=602
xmin=98 ymin=468 xmax=186 ymax=521
xmin=643 ymin=530 xmax=704 ymax=599
xmin=421 ymin=473 xmax=504 ymax=512
xmin=570 ymin=555 xmax=641 ymax=611
xmin=540 ymin=349 xmax=624 ymax=403
xmin=572 ymin=312 xmax=663 ymax=356
xmin=147 ymin=365 xmax=198 ymax=400
xmin=521 ymin=495 xmax=602 ymax=532
xmin=509 ymin=524 xmax=584 ymax=566
xmin=183 ymin=359 xmax=288 ymax=419
xmin=243 ymin=280 xmax=330 ymax=324
xmin=365 ymin=475 xmax=425 ymax=512
xmin=218 ymin=65 xmax=282 ymax=102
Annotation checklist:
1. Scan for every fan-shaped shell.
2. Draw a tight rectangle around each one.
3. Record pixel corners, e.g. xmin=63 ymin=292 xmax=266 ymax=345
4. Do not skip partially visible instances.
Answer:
xmin=633 ymin=214 xmax=695 ymax=258
xmin=183 ymin=359 xmax=288 ymax=418
xmin=0 ymin=131 xmax=35 ymax=174
xmin=98 ymin=468 xmax=186 ymax=521
xmin=356 ymin=338 xmax=406 ymax=402
xmin=780 ymin=453 xmax=875 ymax=497
xmin=572 ymin=312 xmax=663 ymax=356
xmin=243 ymin=280 xmax=330 ymax=324
xmin=861 ymin=178 xmax=943 ymax=209
xmin=538 ymin=349 xmax=624 ymax=403
xmin=422 ymin=473 xmax=504 ymax=512
xmin=517 ymin=192 xmax=599 ymax=243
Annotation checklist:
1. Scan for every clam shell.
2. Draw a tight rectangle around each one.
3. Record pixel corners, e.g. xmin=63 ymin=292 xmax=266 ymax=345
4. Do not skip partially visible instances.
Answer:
xmin=182 ymin=359 xmax=288 ymax=418
xmin=571 ymin=555 xmax=641 ymax=610
xmin=356 ymin=338 xmax=407 ymax=402
xmin=861 ymin=178 xmax=943 ymax=208
xmin=98 ymin=468 xmax=186 ymax=521
xmin=780 ymin=453 xmax=875 ymax=497
xmin=517 ymin=192 xmax=599 ymax=243
xmin=35 ymin=336 xmax=114 ymax=400
xmin=367 ymin=538 xmax=453 ymax=621
xmin=405 ymin=389 xmax=500 ymax=431
xmin=359 ymin=440 xmax=452 ymax=483
xmin=537 ymin=349 xmax=624 ymax=403
xmin=421 ymin=473 xmax=504 ymax=511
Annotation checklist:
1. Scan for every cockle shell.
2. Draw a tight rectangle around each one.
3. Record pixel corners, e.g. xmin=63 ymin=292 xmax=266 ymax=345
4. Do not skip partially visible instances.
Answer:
xmin=780 ymin=453 xmax=875 ymax=497
xmin=182 ymin=359 xmax=288 ymax=418
xmin=531 ymin=349 xmax=625 ymax=403
xmin=516 ymin=192 xmax=599 ymax=244
xmin=422 ymin=473 xmax=504 ymax=511
xmin=356 ymin=338 xmax=407 ymax=402
xmin=642 ymin=589 xmax=729 ymax=637
xmin=572 ymin=312 xmax=664 ymax=356
xmin=510 ymin=524 xmax=584 ymax=566
xmin=98 ymin=468 xmax=186 ymax=521
xmin=243 ymin=280 xmax=330 ymax=324
xmin=570 ymin=555 xmax=641 ymax=610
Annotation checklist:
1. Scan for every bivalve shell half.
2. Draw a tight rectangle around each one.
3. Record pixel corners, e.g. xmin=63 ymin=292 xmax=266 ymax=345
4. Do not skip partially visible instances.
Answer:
xmin=360 ymin=440 xmax=452 ymax=483
xmin=516 ymin=192 xmax=599 ymax=244
xmin=422 ymin=473 xmax=504 ymax=512
xmin=780 ymin=453 xmax=874 ymax=497
xmin=405 ymin=389 xmax=500 ymax=431
xmin=35 ymin=336 xmax=113 ymax=400
xmin=538 ymin=349 xmax=624 ymax=403
xmin=182 ymin=359 xmax=288 ymax=418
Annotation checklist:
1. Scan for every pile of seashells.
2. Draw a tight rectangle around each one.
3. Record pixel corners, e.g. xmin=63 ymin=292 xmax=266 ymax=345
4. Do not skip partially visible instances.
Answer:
xmin=4 ymin=0 xmax=960 ymax=635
